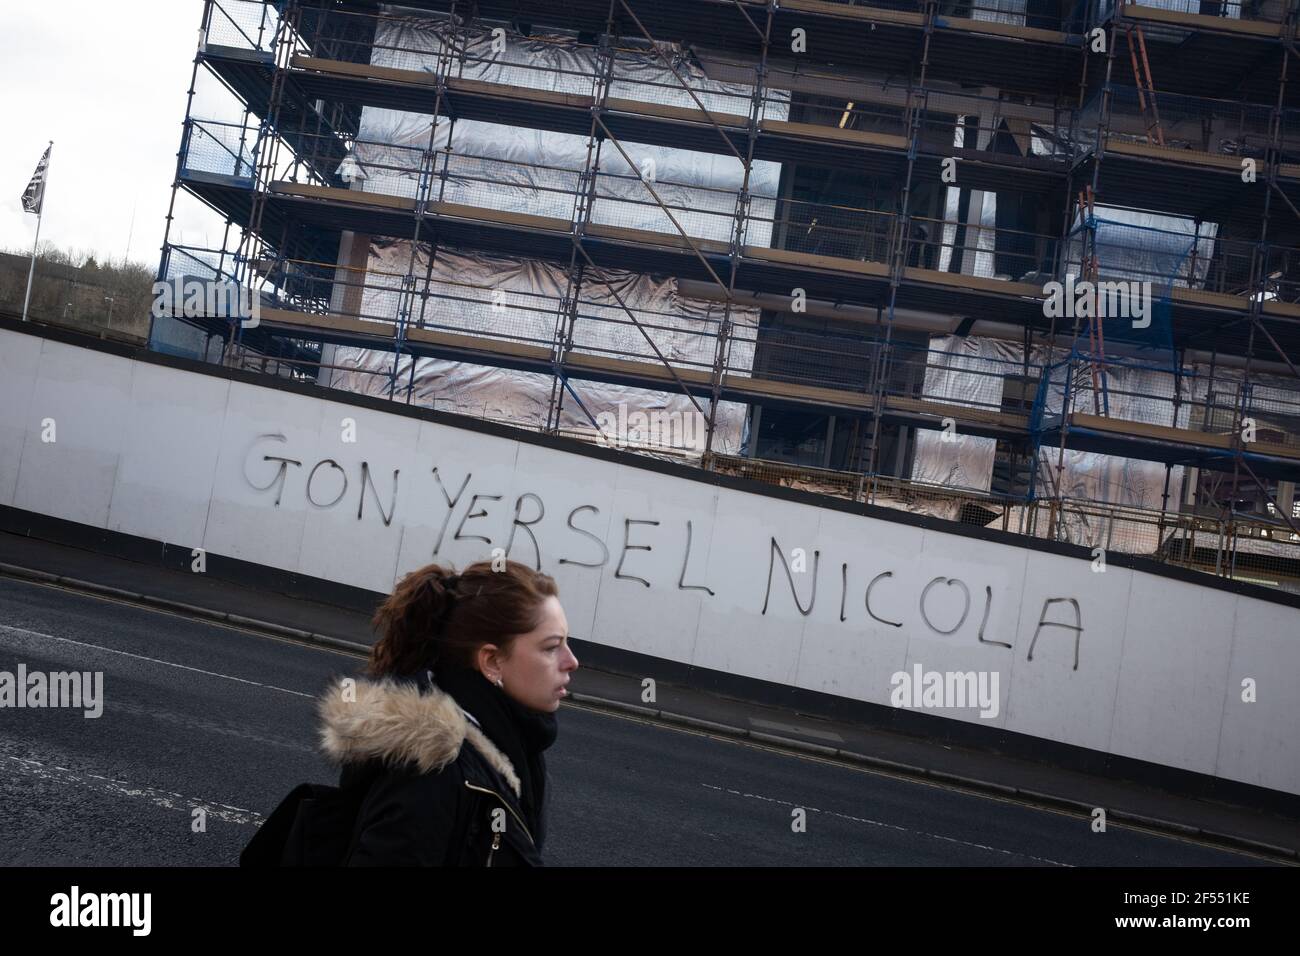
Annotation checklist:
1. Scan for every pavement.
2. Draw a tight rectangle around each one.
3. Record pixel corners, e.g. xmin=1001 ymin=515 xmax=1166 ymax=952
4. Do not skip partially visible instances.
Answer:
xmin=0 ymin=528 xmax=1296 ymax=861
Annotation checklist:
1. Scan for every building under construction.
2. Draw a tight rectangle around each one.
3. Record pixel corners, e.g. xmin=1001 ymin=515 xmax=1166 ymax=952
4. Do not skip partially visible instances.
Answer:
xmin=151 ymin=0 xmax=1300 ymax=591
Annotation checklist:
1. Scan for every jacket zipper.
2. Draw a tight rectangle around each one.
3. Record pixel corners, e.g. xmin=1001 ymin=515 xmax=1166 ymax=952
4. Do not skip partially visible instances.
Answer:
xmin=464 ymin=781 xmax=536 ymax=846
xmin=487 ymin=832 xmax=501 ymax=867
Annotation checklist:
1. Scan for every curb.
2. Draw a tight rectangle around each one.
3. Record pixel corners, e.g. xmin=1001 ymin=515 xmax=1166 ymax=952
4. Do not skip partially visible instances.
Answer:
xmin=3 ymin=561 xmax=1296 ymax=863
xmin=569 ymin=692 xmax=1299 ymax=863
xmin=0 ymin=561 xmax=371 ymax=654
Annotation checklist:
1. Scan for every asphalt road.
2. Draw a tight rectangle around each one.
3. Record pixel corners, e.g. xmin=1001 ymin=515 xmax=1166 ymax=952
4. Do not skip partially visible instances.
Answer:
xmin=0 ymin=575 xmax=1270 ymax=866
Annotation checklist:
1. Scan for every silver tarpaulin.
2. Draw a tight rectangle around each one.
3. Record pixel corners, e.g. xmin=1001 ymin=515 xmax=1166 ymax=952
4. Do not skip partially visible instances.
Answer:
xmin=323 ymin=10 xmax=776 ymax=453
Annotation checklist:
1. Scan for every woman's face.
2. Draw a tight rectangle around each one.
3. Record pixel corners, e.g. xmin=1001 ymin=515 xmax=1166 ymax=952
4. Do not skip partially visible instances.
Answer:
xmin=488 ymin=596 xmax=579 ymax=713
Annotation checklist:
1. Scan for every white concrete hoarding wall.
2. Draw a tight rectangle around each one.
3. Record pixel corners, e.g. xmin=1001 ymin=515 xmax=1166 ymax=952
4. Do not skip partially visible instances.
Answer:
xmin=2 ymin=327 xmax=1299 ymax=796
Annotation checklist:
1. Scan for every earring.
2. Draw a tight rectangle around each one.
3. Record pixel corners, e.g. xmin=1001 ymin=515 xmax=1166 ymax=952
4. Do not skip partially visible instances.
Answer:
xmin=495 ymin=677 xmax=503 ymax=689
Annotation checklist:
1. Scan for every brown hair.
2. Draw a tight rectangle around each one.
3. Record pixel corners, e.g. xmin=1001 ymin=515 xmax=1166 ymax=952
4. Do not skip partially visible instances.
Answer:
xmin=367 ymin=559 xmax=559 ymax=678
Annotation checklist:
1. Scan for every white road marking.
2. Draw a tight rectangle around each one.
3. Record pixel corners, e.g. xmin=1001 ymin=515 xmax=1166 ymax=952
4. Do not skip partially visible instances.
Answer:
xmin=702 ymin=782 xmax=1072 ymax=866
xmin=3 ymin=754 xmax=264 ymax=826
xmin=0 ymin=623 xmax=315 ymax=699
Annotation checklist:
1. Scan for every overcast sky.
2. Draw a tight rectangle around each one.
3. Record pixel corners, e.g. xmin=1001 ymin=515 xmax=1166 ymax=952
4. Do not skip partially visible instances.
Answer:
xmin=0 ymin=2 xmax=237 ymax=268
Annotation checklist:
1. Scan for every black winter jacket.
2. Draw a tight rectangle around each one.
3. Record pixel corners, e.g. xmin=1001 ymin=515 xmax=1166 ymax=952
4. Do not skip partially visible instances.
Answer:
xmin=318 ymin=674 xmax=544 ymax=866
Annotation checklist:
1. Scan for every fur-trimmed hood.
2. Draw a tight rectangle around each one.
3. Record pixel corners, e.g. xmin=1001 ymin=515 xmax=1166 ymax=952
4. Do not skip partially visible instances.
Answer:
xmin=318 ymin=676 xmax=522 ymax=799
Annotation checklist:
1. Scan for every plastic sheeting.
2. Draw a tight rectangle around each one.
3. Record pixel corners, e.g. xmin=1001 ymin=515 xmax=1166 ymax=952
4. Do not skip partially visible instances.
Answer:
xmin=909 ymin=336 xmax=1006 ymax=492
xmin=1094 ymin=0 xmax=1241 ymax=20
xmin=374 ymin=5 xmax=791 ymax=118
xmin=328 ymin=238 xmax=752 ymax=453
xmin=354 ymin=237 xmax=758 ymax=374
xmin=1038 ymin=353 xmax=1187 ymax=517
xmin=324 ymin=8 xmax=774 ymax=454
xmin=1061 ymin=206 xmax=1219 ymax=291
xmin=971 ymin=0 xmax=1028 ymax=27
xmin=344 ymin=10 xmax=786 ymax=244
xmin=1180 ymin=363 xmax=1300 ymax=439
xmin=351 ymin=108 xmax=778 ymax=244
xmin=911 ymin=335 xmax=1190 ymax=524
xmin=1038 ymin=360 xmax=1299 ymax=546
xmin=331 ymin=346 xmax=747 ymax=455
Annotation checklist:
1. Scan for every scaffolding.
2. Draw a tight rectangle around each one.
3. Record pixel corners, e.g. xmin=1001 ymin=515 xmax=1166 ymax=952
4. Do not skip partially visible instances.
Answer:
xmin=151 ymin=0 xmax=1300 ymax=592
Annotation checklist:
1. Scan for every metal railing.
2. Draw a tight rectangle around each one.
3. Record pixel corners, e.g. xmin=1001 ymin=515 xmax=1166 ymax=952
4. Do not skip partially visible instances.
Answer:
xmin=916 ymin=87 xmax=1083 ymax=163
xmin=246 ymin=247 xmax=1058 ymax=415
xmin=1099 ymin=0 xmax=1288 ymax=26
xmin=1061 ymin=215 xmax=1257 ymax=295
xmin=179 ymin=110 xmax=1300 ymax=324
xmin=180 ymin=118 xmax=259 ymax=181
xmin=1038 ymin=352 xmax=1300 ymax=454
xmin=277 ymin=116 xmax=1300 ymax=301
xmin=819 ymin=0 xmax=1094 ymax=31
xmin=205 ymin=0 xmax=279 ymax=52
xmin=272 ymin=123 xmax=1080 ymax=283
xmin=1086 ymin=85 xmax=1281 ymax=158
xmin=162 ymin=244 xmax=242 ymax=285
xmin=237 ymin=1 xmax=1097 ymax=170
xmin=182 ymin=116 xmax=338 ymax=191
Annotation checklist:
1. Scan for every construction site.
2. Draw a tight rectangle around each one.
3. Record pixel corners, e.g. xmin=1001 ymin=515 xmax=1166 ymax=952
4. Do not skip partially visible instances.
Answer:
xmin=149 ymin=0 xmax=1300 ymax=593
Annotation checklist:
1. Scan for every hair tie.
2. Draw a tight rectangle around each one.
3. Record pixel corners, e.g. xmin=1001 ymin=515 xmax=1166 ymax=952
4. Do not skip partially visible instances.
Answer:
xmin=421 ymin=575 xmax=459 ymax=619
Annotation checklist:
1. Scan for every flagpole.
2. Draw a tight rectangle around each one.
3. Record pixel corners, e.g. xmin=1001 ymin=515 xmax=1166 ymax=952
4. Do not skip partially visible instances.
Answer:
xmin=21 ymin=141 xmax=52 ymax=324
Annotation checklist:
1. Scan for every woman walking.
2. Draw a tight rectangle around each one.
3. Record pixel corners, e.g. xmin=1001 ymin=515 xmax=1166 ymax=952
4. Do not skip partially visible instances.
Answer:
xmin=317 ymin=559 xmax=579 ymax=865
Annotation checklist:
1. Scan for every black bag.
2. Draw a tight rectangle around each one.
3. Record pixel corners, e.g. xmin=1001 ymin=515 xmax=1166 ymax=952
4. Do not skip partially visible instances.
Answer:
xmin=240 ymin=780 xmax=374 ymax=867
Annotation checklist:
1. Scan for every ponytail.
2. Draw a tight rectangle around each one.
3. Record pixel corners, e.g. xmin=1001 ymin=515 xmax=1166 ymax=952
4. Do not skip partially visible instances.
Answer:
xmin=367 ymin=560 xmax=558 ymax=678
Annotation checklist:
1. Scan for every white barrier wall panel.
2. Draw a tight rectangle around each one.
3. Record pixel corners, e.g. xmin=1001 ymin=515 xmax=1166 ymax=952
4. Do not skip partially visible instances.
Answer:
xmin=1110 ymin=575 xmax=1238 ymax=777
xmin=916 ymin=529 xmax=1029 ymax=638
xmin=1003 ymin=551 xmax=1133 ymax=755
xmin=13 ymin=340 xmax=133 ymax=529
xmin=791 ymin=514 xmax=920 ymax=704
xmin=203 ymin=384 xmax=326 ymax=572
xmin=1215 ymin=596 xmax=1300 ymax=793
xmin=693 ymin=491 xmax=825 ymax=686
xmin=3 ymin=327 xmax=1299 ymax=796
xmin=0 ymin=331 xmax=42 ymax=509
xmin=107 ymin=363 xmax=231 ymax=548
xmin=895 ymin=532 xmax=1027 ymax=726
xmin=295 ymin=400 xmax=423 ymax=595
xmin=587 ymin=463 xmax=716 ymax=664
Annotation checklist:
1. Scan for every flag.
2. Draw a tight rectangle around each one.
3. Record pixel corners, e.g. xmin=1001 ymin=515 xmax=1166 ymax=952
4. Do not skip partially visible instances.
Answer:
xmin=21 ymin=145 xmax=50 ymax=215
